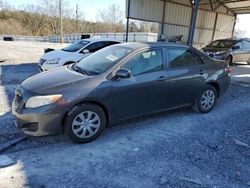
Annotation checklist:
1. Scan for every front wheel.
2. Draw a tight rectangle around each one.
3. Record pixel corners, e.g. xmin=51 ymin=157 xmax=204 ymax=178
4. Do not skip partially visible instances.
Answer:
xmin=193 ymin=85 xmax=217 ymax=114
xmin=64 ymin=103 xmax=106 ymax=143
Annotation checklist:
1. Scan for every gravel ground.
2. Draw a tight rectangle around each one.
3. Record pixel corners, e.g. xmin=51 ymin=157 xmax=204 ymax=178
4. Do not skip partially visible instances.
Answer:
xmin=0 ymin=41 xmax=250 ymax=188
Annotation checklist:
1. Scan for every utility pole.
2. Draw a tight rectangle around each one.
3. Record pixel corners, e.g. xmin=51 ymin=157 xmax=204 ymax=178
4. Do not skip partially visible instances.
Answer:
xmin=59 ymin=0 xmax=64 ymax=43
xmin=76 ymin=4 xmax=79 ymax=32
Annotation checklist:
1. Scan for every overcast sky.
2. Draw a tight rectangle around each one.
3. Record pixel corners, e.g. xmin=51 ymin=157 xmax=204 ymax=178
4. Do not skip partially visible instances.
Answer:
xmin=3 ymin=0 xmax=250 ymax=37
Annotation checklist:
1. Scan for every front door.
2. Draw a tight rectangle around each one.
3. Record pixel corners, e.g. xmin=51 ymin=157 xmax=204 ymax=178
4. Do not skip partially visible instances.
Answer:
xmin=110 ymin=48 xmax=169 ymax=120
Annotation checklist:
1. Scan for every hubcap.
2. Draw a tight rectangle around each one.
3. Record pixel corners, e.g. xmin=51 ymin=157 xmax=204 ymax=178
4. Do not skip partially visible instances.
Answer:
xmin=72 ymin=111 xmax=100 ymax=138
xmin=200 ymin=90 xmax=215 ymax=110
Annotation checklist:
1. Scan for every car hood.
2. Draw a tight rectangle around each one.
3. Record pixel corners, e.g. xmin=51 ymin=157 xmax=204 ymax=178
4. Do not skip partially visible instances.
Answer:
xmin=41 ymin=49 xmax=74 ymax=60
xmin=202 ymin=47 xmax=229 ymax=53
xmin=21 ymin=66 xmax=90 ymax=94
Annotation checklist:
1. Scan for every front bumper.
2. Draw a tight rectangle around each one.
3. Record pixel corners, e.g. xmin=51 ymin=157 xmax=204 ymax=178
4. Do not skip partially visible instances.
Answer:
xmin=12 ymin=100 xmax=65 ymax=137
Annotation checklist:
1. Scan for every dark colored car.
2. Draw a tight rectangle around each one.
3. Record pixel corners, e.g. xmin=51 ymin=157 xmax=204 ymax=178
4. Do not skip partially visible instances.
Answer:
xmin=202 ymin=38 xmax=250 ymax=65
xmin=12 ymin=42 xmax=231 ymax=143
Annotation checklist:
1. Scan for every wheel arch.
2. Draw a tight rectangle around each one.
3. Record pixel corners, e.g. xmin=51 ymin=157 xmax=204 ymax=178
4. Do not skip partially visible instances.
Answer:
xmin=61 ymin=100 xmax=111 ymax=133
xmin=226 ymin=54 xmax=233 ymax=64
xmin=206 ymin=81 xmax=220 ymax=98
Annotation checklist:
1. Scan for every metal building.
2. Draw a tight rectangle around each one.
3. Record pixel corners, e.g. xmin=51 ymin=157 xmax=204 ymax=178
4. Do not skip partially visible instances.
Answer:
xmin=125 ymin=0 xmax=250 ymax=48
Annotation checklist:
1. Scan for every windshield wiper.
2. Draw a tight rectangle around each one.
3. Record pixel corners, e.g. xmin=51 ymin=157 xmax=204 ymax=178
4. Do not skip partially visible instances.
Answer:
xmin=72 ymin=64 xmax=90 ymax=75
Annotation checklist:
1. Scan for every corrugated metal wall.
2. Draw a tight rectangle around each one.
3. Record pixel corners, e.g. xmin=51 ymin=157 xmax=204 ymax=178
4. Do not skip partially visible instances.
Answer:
xmin=127 ymin=0 xmax=236 ymax=49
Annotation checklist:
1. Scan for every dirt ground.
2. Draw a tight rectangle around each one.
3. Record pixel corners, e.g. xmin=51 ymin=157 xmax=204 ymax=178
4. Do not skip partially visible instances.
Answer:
xmin=0 ymin=41 xmax=250 ymax=188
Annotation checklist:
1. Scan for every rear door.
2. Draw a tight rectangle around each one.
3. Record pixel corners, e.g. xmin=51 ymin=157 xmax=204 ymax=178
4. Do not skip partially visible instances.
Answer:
xmin=166 ymin=47 xmax=206 ymax=107
xmin=110 ymin=48 xmax=169 ymax=120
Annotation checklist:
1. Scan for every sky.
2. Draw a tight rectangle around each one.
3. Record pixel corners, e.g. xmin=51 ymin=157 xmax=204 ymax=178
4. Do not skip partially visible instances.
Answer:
xmin=3 ymin=0 xmax=250 ymax=37
xmin=4 ymin=0 xmax=126 ymax=21
xmin=235 ymin=14 xmax=250 ymax=37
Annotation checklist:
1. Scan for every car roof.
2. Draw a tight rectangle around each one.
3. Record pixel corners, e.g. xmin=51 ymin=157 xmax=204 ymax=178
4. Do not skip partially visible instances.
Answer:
xmin=81 ymin=38 xmax=120 ymax=43
xmin=113 ymin=42 xmax=189 ymax=50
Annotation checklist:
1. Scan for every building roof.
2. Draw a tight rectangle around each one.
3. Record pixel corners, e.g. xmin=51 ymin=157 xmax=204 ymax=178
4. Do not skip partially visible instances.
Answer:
xmin=200 ymin=0 xmax=250 ymax=14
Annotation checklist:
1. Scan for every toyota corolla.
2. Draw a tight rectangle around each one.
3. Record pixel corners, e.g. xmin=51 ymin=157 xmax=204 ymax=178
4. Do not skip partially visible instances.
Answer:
xmin=12 ymin=42 xmax=231 ymax=143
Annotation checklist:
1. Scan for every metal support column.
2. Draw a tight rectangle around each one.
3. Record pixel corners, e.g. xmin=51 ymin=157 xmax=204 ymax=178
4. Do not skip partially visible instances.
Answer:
xmin=188 ymin=0 xmax=199 ymax=47
xmin=212 ymin=13 xmax=218 ymax=41
xmin=125 ymin=0 xmax=131 ymax=42
xmin=160 ymin=0 xmax=166 ymax=36
xmin=231 ymin=15 xmax=237 ymax=38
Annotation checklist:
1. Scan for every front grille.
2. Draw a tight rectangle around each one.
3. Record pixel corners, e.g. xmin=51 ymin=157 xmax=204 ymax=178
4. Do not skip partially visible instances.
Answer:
xmin=39 ymin=58 xmax=46 ymax=66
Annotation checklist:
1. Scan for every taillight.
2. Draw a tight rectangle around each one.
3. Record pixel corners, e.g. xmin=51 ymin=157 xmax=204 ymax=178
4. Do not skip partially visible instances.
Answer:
xmin=225 ymin=66 xmax=232 ymax=74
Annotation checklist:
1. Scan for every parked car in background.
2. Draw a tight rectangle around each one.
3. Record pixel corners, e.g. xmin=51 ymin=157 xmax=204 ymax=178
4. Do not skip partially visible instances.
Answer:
xmin=202 ymin=38 xmax=250 ymax=65
xmin=13 ymin=42 xmax=231 ymax=143
xmin=38 ymin=38 xmax=120 ymax=71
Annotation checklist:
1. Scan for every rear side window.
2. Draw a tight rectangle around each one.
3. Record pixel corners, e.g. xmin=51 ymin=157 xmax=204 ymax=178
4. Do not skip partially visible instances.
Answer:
xmin=104 ymin=41 xmax=120 ymax=46
xmin=121 ymin=49 xmax=164 ymax=76
xmin=167 ymin=47 xmax=203 ymax=68
xmin=85 ymin=42 xmax=106 ymax=53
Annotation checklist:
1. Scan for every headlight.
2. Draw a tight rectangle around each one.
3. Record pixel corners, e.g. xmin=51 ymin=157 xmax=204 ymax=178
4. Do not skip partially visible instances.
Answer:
xmin=44 ymin=58 xmax=60 ymax=65
xmin=25 ymin=94 xmax=62 ymax=108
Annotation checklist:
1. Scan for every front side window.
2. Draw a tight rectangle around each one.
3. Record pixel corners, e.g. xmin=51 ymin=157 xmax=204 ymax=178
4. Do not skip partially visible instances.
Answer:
xmin=62 ymin=41 xmax=89 ymax=52
xmin=167 ymin=47 xmax=203 ymax=68
xmin=121 ymin=49 xmax=164 ymax=76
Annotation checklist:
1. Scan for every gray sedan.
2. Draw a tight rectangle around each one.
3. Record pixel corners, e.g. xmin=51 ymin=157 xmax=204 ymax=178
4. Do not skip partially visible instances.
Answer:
xmin=12 ymin=42 xmax=231 ymax=143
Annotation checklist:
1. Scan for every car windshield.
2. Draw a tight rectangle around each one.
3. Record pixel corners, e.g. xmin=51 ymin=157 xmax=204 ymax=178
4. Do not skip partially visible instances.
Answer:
xmin=62 ymin=40 xmax=89 ymax=52
xmin=77 ymin=46 xmax=132 ymax=75
xmin=207 ymin=40 xmax=236 ymax=48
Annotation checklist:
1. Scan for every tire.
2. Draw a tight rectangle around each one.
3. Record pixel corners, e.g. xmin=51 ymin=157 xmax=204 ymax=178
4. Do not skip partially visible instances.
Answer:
xmin=192 ymin=85 xmax=217 ymax=114
xmin=64 ymin=103 xmax=106 ymax=143
xmin=226 ymin=56 xmax=233 ymax=66
xmin=247 ymin=62 xmax=250 ymax=65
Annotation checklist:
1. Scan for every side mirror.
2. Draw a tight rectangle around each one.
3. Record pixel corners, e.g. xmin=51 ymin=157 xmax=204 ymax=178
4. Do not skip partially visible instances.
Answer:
xmin=115 ymin=68 xmax=131 ymax=79
xmin=232 ymin=45 xmax=240 ymax=50
xmin=81 ymin=49 xmax=90 ymax=54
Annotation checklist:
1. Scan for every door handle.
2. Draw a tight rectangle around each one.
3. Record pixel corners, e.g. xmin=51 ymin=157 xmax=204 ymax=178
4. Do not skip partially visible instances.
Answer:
xmin=157 ymin=76 xmax=168 ymax=81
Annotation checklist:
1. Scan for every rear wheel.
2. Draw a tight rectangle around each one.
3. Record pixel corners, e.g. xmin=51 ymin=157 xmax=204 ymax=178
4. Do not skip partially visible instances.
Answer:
xmin=226 ymin=56 xmax=233 ymax=66
xmin=193 ymin=85 xmax=217 ymax=114
xmin=64 ymin=103 xmax=106 ymax=143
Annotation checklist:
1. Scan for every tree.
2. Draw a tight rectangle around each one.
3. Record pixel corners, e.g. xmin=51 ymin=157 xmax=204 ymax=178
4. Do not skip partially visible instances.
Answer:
xmin=234 ymin=29 xmax=247 ymax=38
xmin=96 ymin=4 xmax=124 ymax=32
xmin=138 ymin=21 xmax=158 ymax=33
xmin=129 ymin=22 xmax=139 ymax=32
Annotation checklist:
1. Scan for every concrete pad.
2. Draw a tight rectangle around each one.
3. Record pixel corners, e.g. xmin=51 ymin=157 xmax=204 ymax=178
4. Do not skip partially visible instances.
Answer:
xmin=231 ymin=64 xmax=250 ymax=86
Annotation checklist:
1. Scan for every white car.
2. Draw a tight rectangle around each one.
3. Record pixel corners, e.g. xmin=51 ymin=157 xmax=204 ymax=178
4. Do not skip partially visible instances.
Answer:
xmin=38 ymin=38 xmax=120 ymax=71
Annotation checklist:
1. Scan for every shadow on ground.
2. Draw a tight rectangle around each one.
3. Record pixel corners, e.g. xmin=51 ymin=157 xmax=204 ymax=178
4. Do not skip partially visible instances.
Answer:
xmin=0 ymin=63 xmax=39 ymax=138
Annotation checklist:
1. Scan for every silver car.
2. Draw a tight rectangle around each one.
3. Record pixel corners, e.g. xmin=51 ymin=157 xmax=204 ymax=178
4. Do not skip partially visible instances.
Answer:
xmin=202 ymin=38 xmax=250 ymax=65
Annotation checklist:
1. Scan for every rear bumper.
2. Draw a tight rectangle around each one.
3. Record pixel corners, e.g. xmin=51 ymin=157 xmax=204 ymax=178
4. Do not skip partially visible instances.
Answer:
xmin=12 ymin=102 xmax=65 ymax=136
xmin=217 ymin=75 xmax=231 ymax=97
